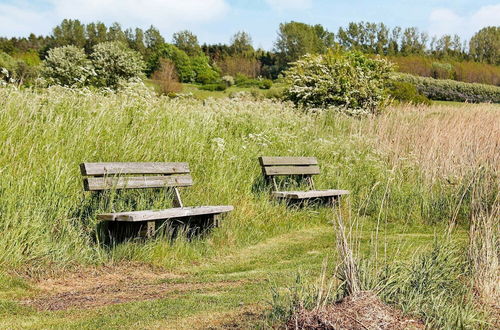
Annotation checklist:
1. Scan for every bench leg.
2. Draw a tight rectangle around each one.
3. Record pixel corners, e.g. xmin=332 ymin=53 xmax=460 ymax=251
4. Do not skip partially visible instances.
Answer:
xmin=213 ymin=214 xmax=220 ymax=227
xmin=146 ymin=221 xmax=156 ymax=238
xmin=329 ymin=196 xmax=340 ymax=207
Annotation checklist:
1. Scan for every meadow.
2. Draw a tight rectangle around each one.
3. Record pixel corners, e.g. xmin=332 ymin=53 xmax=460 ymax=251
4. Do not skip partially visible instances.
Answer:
xmin=0 ymin=85 xmax=498 ymax=328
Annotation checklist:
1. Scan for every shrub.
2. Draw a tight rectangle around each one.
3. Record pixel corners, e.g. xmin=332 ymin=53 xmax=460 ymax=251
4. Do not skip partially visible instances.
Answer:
xmin=151 ymin=58 xmax=182 ymax=95
xmin=199 ymin=82 xmax=226 ymax=91
xmin=284 ymin=51 xmax=393 ymax=114
xmin=388 ymin=81 xmax=431 ymax=105
xmin=90 ymin=41 xmax=145 ymax=88
xmin=234 ymin=73 xmax=261 ymax=88
xmin=42 ymin=45 xmax=94 ymax=87
xmin=191 ymin=55 xmax=219 ymax=84
xmin=259 ymin=78 xmax=273 ymax=89
xmin=221 ymin=75 xmax=235 ymax=86
xmin=394 ymin=73 xmax=500 ymax=103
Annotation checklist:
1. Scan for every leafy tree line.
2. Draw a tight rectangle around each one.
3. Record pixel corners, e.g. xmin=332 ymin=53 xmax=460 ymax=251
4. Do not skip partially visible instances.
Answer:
xmin=0 ymin=19 xmax=498 ymax=88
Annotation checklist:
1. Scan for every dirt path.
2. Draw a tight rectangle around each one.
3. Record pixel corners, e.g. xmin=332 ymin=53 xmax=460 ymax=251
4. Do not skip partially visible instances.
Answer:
xmin=20 ymin=263 xmax=250 ymax=311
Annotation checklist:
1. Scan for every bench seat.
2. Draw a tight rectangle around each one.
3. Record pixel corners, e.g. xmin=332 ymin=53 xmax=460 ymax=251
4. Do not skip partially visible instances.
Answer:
xmin=272 ymin=190 xmax=350 ymax=200
xmin=98 ymin=206 xmax=234 ymax=222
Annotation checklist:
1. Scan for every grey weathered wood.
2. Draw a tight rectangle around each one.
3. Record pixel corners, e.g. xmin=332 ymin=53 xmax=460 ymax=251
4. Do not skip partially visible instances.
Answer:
xmin=264 ymin=165 xmax=320 ymax=176
xmin=98 ymin=205 xmax=234 ymax=222
xmin=172 ymin=187 xmax=184 ymax=207
xmin=84 ymin=175 xmax=193 ymax=191
xmin=259 ymin=156 xmax=318 ymax=166
xmin=80 ymin=162 xmax=189 ymax=176
xmin=271 ymin=190 xmax=350 ymax=199
xmin=146 ymin=221 xmax=155 ymax=238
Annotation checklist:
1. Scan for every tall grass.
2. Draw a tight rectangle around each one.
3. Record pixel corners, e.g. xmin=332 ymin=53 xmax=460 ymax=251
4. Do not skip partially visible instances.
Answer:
xmin=0 ymin=86 xmax=498 ymax=280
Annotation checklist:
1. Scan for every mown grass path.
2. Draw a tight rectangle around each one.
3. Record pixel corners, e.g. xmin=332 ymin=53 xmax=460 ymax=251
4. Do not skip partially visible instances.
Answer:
xmin=1 ymin=223 xmax=457 ymax=329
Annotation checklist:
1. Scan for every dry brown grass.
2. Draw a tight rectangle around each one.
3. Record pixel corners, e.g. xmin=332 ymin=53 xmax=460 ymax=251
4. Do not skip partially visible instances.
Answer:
xmin=365 ymin=103 xmax=500 ymax=181
xmin=362 ymin=103 xmax=500 ymax=312
xmin=287 ymin=291 xmax=424 ymax=330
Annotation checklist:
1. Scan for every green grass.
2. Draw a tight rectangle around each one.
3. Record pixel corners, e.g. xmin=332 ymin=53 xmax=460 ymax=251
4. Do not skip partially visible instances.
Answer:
xmin=0 ymin=224 xmax=466 ymax=329
xmin=0 ymin=86 xmax=497 ymax=328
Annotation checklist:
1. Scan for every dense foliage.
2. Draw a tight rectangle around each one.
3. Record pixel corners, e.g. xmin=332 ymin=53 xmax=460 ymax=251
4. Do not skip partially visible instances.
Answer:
xmin=0 ymin=51 xmax=40 ymax=85
xmin=1 ymin=19 xmax=498 ymax=89
xmin=284 ymin=51 xmax=393 ymax=114
xmin=42 ymin=42 xmax=144 ymax=88
xmin=43 ymin=45 xmax=94 ymax=87
xmin=387 ymin=55 xmax=500 ymax=86
xmin=469 ymin=26 xmax=499 ymax=65
xmin=388 ymin=81 xmax=431 ymax=105
xmin=395 ymin=73 xmax=500 ymax=103
xmin=90 ymin=41 xmax=145 ymax=88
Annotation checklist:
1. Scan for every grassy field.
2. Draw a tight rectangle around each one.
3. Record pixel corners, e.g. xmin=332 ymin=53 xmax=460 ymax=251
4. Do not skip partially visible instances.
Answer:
xmin=0 ymin=86 xmax=498 ymax=328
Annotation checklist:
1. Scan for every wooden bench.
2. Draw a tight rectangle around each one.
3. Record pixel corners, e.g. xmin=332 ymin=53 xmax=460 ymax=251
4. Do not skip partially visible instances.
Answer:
xmin=258 ymin=156 xmax=349 ymax=204
xmin=80 ymin=162 xmax=233 ymax=238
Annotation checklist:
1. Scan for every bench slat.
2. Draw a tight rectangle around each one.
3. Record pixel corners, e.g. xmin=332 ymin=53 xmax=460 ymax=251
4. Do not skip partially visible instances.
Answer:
xmin=80 ymin=162 xmax=190 ymax=176
xmin=84 ymin=175 xmax=193 ymax=191
xmin=272 ymin=190 xmax=350 ymax=199
xmin=264 ymin=165 xmax=320 ymax=176
xmin=98 ymin=205 xmax=234 ymax=222
xmin=259 ymin=156 xmax=318 ymax=166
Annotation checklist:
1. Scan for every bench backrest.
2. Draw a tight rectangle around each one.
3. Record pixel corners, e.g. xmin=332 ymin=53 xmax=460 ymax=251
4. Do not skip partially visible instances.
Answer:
xmin=80 ymin=162 xmax=192 ymax=191
xmin=258 ymin=156 xmax=319 ymax=190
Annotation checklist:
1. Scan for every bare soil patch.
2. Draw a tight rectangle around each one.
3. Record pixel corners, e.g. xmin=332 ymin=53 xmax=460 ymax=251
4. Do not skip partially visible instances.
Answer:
xmin=287 ymin=291 xmax=424 ymax=329
xmin=20 ymin=263 xmax=247 ymax=311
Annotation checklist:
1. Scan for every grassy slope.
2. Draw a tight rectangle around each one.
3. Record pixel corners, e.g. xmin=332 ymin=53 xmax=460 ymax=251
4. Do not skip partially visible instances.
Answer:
xmin=0 ymin=86 xmax=498 ymax=328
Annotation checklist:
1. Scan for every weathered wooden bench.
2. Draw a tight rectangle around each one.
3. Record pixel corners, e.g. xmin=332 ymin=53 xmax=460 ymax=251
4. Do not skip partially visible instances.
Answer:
xmin=258 ymin=156 xmax=349 ymax=204
xmin=80 ymin=162 xmax=233 ymax=238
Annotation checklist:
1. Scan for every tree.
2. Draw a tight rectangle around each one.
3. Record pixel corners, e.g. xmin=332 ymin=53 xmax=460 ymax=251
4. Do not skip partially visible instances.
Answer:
xmin=147 ymin=44 xmax=194 ymax=82
xmin=469 ymin=26 xmax=499 ymax=65
xmin=172 ymin=30 xmax=201 ymax=56
xmin=230 ymin=31 xmax=254 ymax=56
xmin=151 ymin=58 xmax=182 ymax=95
xmin=52 ymin=19 xmax=86 ymax=48
xmin=107 ymin=23 xmax=126 ymax=42
xmin=145 ymin=25 xmax=165 ymax=50
xmin=274 ymin=21 xmax=334 ymax=68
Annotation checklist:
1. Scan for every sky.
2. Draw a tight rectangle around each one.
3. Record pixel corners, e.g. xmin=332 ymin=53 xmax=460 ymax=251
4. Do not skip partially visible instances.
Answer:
xmin=0 ymin=0 xmax=499 ymax=50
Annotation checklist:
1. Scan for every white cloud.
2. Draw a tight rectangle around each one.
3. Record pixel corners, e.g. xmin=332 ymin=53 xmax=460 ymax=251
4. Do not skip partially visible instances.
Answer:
xmin=429 ymin=4 xmax=500 ymax=38
xmin=265 ymin=0 xmax=312 ymax=11
xmin=0 ymin=0 xmax=230 ymax=36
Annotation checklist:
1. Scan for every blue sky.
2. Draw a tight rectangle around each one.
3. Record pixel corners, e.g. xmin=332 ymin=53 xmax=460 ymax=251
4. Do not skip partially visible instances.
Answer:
xmin=0 ymin=0 xmax=499 ymax=49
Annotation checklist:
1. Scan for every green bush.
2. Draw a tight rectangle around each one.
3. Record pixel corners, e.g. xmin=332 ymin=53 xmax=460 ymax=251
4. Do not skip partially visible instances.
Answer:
xmin=199 ymin=82 xmax=227 ymax=91
xmin=259 ymin=79 xmax=273 ymax=89
xmin=284 ymin=50 xmax=393 ymax=115
xmin=388 ymin=81 xmax=431 ymax=105
xmin=42 ymin=45 xmax=94 ymax=87
xmin=90 ymin=41 xmax=145 ymax=88
xmin=395 ymin=73 xmax=500 ymax=103
xmin=234 ymin=73 xmax=261 ymax=88
xmin=191 ymin=55 xmax=220 ymax=84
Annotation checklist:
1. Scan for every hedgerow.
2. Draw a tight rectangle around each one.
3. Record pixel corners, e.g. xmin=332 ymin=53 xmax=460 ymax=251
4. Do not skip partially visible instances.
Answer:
xmin=394 ymin=73 xmax=500 ymax=103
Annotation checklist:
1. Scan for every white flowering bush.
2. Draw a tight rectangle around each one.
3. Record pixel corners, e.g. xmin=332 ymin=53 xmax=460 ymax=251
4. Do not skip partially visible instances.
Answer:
xmin=222 ymin=75 xmax=235 ymax=86
xmin=90 ymin=41 xmax=145 ymax=88
xmin=42 ymin=45 xmax=94 ymax=88
xmin=284 ymin=51 xmax=393 ymax=115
